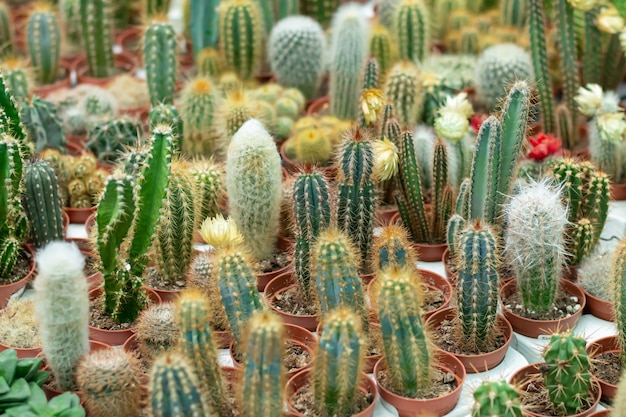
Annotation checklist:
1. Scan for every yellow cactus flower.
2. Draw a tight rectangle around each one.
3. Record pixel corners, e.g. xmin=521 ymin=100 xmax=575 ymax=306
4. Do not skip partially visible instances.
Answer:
xmin=597 ymin=6 xmax=624 ymax=34
xmin=360 ymin=88 xmax=385 ymax=125
xmin=566 ymin=0 xmax=597 ymax=11
xmin=434 ymin=110 xmax=469 ymax=142
xmin=372 ymin=137 xmax=399 ymax=182
xmin=440 ymin=92 xmax=474 ymax=118
xmin=199 ymin=214 xmax=244 ymax=249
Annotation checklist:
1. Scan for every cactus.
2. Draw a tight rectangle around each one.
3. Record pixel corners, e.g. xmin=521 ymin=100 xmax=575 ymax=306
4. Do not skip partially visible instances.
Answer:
xmin=216 ymin=90 xmax=271 ymax=151
xmin=190 ymin=158 xmax=224 ymax=223
xmin=144 ymin=20 xmax=178 ymax=106
xmin=135 ymin=302 xmax=178 ymax=361
xmin=268 ymin=15 xmax=326 ymax=100
xmin=377 ymin=267 xmax=432 ymax=397
xmin=225 ymin=119 xmax=282 ymax=261
xmin=3 ymin=61 xmax=30 ymax=102
xmin=314 ymin=308 xmax=365 ymax=417
xmin=149 ymin=352 xmax=209 ymax=417
xmin=79 ymin=0 xmax=115 ymax=78
xmin=196 ymin=47 xmax=222 ymax=78
xmin=588 ymin=111 xmax=626 ymax=184
xmin=471 ymin=381 xmax=523 ymax=417
xmin=86 ymin=116 xmax=143 ymax=164
xmin=541 ymin=332 xmax=591 ymax=415
xmin=189 ymin=0 xmax=219 ymax=56
xmin=369 ymin=24 xmax=397 ymax=79
xmin=273 ymin=0 xmax=299 ymax=19
xmin=328 ymin=3 xmax=369 ymax=120
xmin=499 ymin=0 xmax=527 ymax=27
xmin=75 ymin=349 xmax=142 ymax=417
xmin=287 ymin=128 xmax=334 ymax=165
xmin=383 ymin=61 xmax=422 ymax=127
xmin=372 ymin=224 xmax=417 ymax=273
xmin=144 ymin=0 xmax=171 ymax=16
xmin=528 ymin=0 xmax=555 ymax=133
xmin=238 ymin=310 xmax=285 ymax=417
xmin=217 ymin=0 xmax=264 ymax=81
xmin=176 ymin=289 xmax=228 ymax=416
xmin=24 ymin=160 xmax=64 ymax=249
xmin=504 ymin=179 xmax=568 ymax=315
xmin=149 ymin=103 xmax=183 ymax=152
xmin=578 ymin=246 xmax=615 ymax=302
xmin=614 ymin=238 xmax=626 ymax=366
xmin=21 ymin=95 xmax=66 ymax=154
xmin=0 ymin=69 xmax=32 ymax=158
xmin=34 ymin=241 xmax=89 ymax=391
xmin=26 ymin=4 xmax=61 ymax=85
xmin=300 ymin=0 xmax=339 ymax=28
xmin=180 ymin=77 xmax=218 ymax=157
xmin=394 ymin=0 xmax=430 ymax=64
xmin=0 ymin=2 xmax=13 ymax=56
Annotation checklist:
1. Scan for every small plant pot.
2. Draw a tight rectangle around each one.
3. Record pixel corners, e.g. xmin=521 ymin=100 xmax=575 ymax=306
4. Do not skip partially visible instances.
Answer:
xmin=500 ymin=279 xmax=586 ymax=339
xmin=85 ymin=212 xmax=96 ymax=237
xmin=317 ymin=320 xmax=381 ymax=374
xmin=73 ymin=50 xmax=139 ymax=87
xmin=88 ymin=286 xmax=162 ymax=346
xmin=0 ymin=245 xmax=36 ymax=308
xmin=582 ymin=288 xmax=613 ymax=322
xmin=143 ymin=285 xmax=182 ymax=303
xmin=611 ymin=183 xmax=626 ymax=200
xmin=264 ymin=271 xmax=321 ymax=331
xmin=389 ymin=212 xmax=448 ymax=262
xmin=286 ymin=368 xmax=378 ymax=417
xmin=64 ymin=206 xmax=97 ymax=225
xmin=586 ymin=336 xmax=620 ymax=401
xmin=115 ymin=26 xmax=142 ymax=54
xmin=373 ymin=350 xmax=466 ymax=417
xmin=306 ymin=96 xmax=330 ymax=116
xmin=256 ymin=236 xmax=295 ymax=292
xmin=425 ymin=307 xmax=513 ymax=373
xmin=587 ymin=411 xmax=610 ymax=417
xmin=508 ymin=363 xmax=602 ymax=417
xmin=0 ymin=342 xmax=41 ymax=359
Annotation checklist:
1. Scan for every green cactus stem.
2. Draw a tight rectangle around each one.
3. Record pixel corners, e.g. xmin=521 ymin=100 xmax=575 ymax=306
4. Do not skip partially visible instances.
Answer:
xmin=394 ymin=0 xmax=430 ymax=63
xmin=471 ymin=381 xmax=523 ymax=417
xmin=149 ymin=103 xmax=183 ymax=153
xmin=0 ymin=69 xmax=32 ymax=158
xmin=24 ymin=160 xmax=64 ymax=249
xmin=26 ymin=5 xmax=61 ymax=85
xmin=300 ymin=0 xmax=339 ymax=28
xmin=87 ymin=116 xmax=143 ymax=164
xmin=79 ymin=0 xmax=115 ymax=78
xmin=528 ymin=0 xmax=555 ymax=133
xmin=180 ymin=77 xmax=218 ymax=157
xmin=196 ymin=47 xmax=222 ymax=78
xmin=190 ymin=158 xmax=224 ymax=223
xmin=144 ymin=20 xmax=178 ymax=106
xmin=273 ymin=0 xmax=299 ymax=19
xmin=21 ymin=95 xmax=66 ymax=154
xmin=383 ymin=61 xmax=422 ymax=127
xmin=0 ymin=3 xmax=14 ymax=57
xmin=143 ymin=0 xmax=171 ymax=16
xmin=189 ymin=0 xmax=219 ymax=56
xmin=135 ymin=302 xmax=178 ymax=361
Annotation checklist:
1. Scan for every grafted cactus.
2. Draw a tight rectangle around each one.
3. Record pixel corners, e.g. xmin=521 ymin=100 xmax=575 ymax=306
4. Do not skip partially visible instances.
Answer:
xmin=24 ymin=160 xmax=64 ymax=249
xmin=471 ymin=381 xmax=523 ymax=417
xmin=144 ymin=20 xmax=178 ymax=106
xmin=26 ymin=4 xmax=61 ymax=85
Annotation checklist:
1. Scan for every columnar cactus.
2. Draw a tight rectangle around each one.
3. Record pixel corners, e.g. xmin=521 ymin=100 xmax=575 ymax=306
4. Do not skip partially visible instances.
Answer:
xmin=0 ymin=2 xmax=13 ymax=56
xmin=190 ymin=158 xmax=224 ymax=223
xmin=87 ymin=116 xmax=143 ymax=164
xmin=225 ymin=119 xmax=282 ymax=261
xmin=3 ymin=63 xmax=30 ymax=102
xmin=196 ymin=47 xmax=222 ymax=78
xmin=328 ymin=3 xmax=369 ymax=120
xmin=217 ymin=0 xmax=264 ymax=81
xmin=612 ymin=238 xmax=626 ymax=365
xmin=34 ymin=241 xmax=89 ymax=391
xmin=394 ymin=0 xmax=430 ymax=63
xmin=372 ymin=224 xmax=417 ymax=273
xmin=79 ymin=0 xmax=115 ymax=78
xmin=180 ymin=77 xmax=218 ymax=157
xmin=144 ymin=20 xmax=178 ymax=106
xmin=528 ymin=0 xmax=555 ymax=133
xmin=75 ymin=349 xmax=143 ymax=417
xmin=369 ymin=24 xmax=397 ymax=79
xmin=314 ymin=308 xmax=365 ymax=417
xmin=383 ymin=61 xmax=422 ymax=127
xmin=300 ymin=0 xmax=339 ymax=28
xmin=149 ymin=103 xmax=183 ymax=152
xmin=135 ymin=302 xmax=178 ymax=361
xmin=238 ymin=310 xmax=285 ymax=417
xmin=541 ymin=333 xmax=591 ymax=415
xmin=189 ymin=0 xmax=219 ymax=56
xmin=499 ymin=0 xmax=528 ymax=27
xmin=471 ymin=381 xmax=523 ymax=417
xmin=149 ymin=352 xmax=209 ymax=417
xmin=26 ymin=5 xmax=61 ymax=85
xmin=24 ymin=160 xmax=64 ymax=249
xmin=268 ymin=15 xmax=327 ymax=100
xmin=21 ymin=95 xmax=66 ymax=154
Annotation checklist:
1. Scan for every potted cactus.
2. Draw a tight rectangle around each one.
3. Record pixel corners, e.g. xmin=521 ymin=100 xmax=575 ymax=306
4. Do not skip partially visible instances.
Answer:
xmin=578 ymin=245 xmax=617 ymax=322
xmin=471 ymin=380 xmax=524 ymax=417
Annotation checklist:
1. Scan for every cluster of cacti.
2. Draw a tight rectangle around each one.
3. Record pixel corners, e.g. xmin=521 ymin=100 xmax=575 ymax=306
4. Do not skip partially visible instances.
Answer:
xmin=135 ymin=302 xmax=178 ymax=361
xmin=48 ymin=84 xmax=118 ymax=135
xmin=86 ymin=116 xmax=143 ymax=164
xmin=79 ymin=0 xmax=115 ymax=78
xmin=282 ymin=114 xmax=350 ymax=165
xmin=21 ymin=95 xmax=66 ymax=154
xmin=26 ymin=3 xmax=61 ymax=85
xmin=471 ymin=380 xmax=523 ymax=417
xmin=144 ymin=19 xmax=178 ymax=106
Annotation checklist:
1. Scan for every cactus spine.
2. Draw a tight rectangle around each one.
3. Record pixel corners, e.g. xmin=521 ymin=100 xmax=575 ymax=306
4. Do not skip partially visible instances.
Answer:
xmin=34 ymin=241 xmax=89 ymax=391
xmin=196 ymin=47 xmax=222 ymax=78
xmin=21 ymin=95 xmax=66 ymax=154
xmin=528 ymin=0 xmax=555 ymax=133
xmin=190 ymin=158 xmax=224 ymax=222
xmin=144 ymin=20 xmax=178 ymax=106
xmin=394 ymin=0 xmax=430 ymax=63
xmin=75 ymin=349 xmax=142 ymax=417
xmin=135 ymin=302 xmax=178 ymax=361
xmin=180 ymin=77 xmax=218 ymax=157
xmin=372 ymin=224 xmax=417 ymax=272
xmin=189 ymin=0 xmax=219 ymax=56
xmin=79 ymin=0 xmax=115 ymax=78
xmin=87 ymin=116 xmax=143 ymax=164
xmin=471 ymin=381 xmax=523 ymax=417
xmin=3 ymin=64 xmax=30 ymax=102
xmin=24 ymin=160 xmax=64 ymax=249
xmin=369 ymin=24 xmax=397 ymax=80
xmin=0 ymin=69 xmax=32 ymax=158
xmin=26 ymin=5 xmax=61 ymax=85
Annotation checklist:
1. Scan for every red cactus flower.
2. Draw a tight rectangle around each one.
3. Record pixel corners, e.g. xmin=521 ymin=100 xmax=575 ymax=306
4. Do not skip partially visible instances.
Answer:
xmin=527 ymin=133 xmax=563 ymax=161
xmin=470 ymin=114 xmax=488 ymax=133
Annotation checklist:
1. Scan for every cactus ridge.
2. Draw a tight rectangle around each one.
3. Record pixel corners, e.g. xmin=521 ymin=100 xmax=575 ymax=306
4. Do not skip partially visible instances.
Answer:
xmin=383 ymin=61 xmax=422 ymax=127
xmin=372 ymin=224 xmax=416 ymax=272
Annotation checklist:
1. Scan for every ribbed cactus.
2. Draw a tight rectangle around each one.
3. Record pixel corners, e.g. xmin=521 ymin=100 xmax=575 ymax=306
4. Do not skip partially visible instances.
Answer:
xmin=433 ymin=0 xmax=467 ymax=38
xmin=471 ymin=381 xmax=523 ymax=417
xmin=190 ymin=158 xmax=224 ymax=223
xmin=79 ymin=0 xmax=115 ymax=78
xmin=613 ymin=238 xmax=626 ymax=366
xmin=505 ymin=180 xmax=568 ymax=315
xmin=149 ymin=103 xmax=183 ymax=153
xmin=176 ymin=289 xmax=228 ymax=416
xmin=87 ymin=116 xmax=143 ymax=164
xmin=588 ymin=111 xmax=626 ymax=184
xmin=196 ymin=47 xmax=222 ymax=78
xmin=0 ymin=2 xmax=13 ymax=56
xmin=541 ymin=332 xmax=591 ymax=415
xmin=273 ymin=0 xmax=299 ymax=19
xmin=21 ymin=95 xmax=66 ymax=154
xmin=149 ymin=352 xmax=209 ymax=417
xmin=528 ymin=0 xmax=555 ymax=133
xmin=135 ymin=302 xmax=178 ymax=361
xmin=75 ymin=349 xmax=142 ymax=417
xmin=225 ymin=119 xmax=282 ymax=261
xmin=24 ymin=160 xmax=64 ymax=249
xmin=180 ymin=77 xmax=218 ymax=157
xmin=268 ymin=15 xmax=326 ymax=100
xmin=189 ymin=0 xmax=219 ymax=56
xmin=26 ymin=5 xmax=61 ymax=85
xmin=369 ymin=24 xmax=397 ymax=79
xmin=394 ymin=0 xmax=430 ymax=63
xmin=301 ymin=0 xmax=339 ymax=28
xmin=238 ymin=310 xmax=285 ymax=417
xmin=328 ymin=3 xmax=369 ymax=120
xmin=383 ymin=61 xmax=422 ymax=127
xmin=456 ymin=222 xmax=499 ymax=351
xmin=144 ymin=20 xmax=178 ymax=106
xmin=377 ymin=267 xmax=432 ymax=397
xmin=34 ymin=241 xmax=89 ymax=391
xmin=314 ymin=308 xmax=365 ymax=417
xmin=217 ymin=0 xmax=263 ymax=81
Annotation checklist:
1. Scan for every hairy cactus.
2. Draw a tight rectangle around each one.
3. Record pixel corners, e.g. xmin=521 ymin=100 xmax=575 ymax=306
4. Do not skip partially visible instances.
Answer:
xmin=189 ymin=0 xmax=219 ymax=56
xmin=180 ymin=77 xmax=218 ymax=157
xmin=144 ymin=20 xmax=178 ymax=106
xmin=578 ymin=246 xmax=615 ymax=302
xmin=0 ymin=3 xmax=13 ymax=56
xmin=26 ymin=4 xmax=61 ymax=85
xmin=75 ymin=349 xmax=142 ymax=417
xmin=541 ymin=332 xmax=591 ymax=415
xmin=135 ymin=302 xmax=178 ymax=361
xmin=190 ymin=158 xmax=224 ymax=222
xmin=225 ymin=119 xmax=282 ymax=261
xmin=186 ymin=251 xmax=214 ymax=292
xmin=471 ymin=381 xmax=523 ymax=417
xmin=34 ymin=241 xmax=89 ymax=391
xmin=587 ymin=111 xmax=626 ymax=184
xmin=79 ymin=0 xmax=115 ymax=78
xmin=369 ymin=24 xmax=397 ymax=79
xmin=21 ymin=95 xmax=66 ymax=154
xmin=149 ymin=103 xmax=183 ymax=152
xmin=86 ymin=116 xmax=143 ymax=164
xmin=613 ymin=238 xmax=626 ymax=366
xmin=217 ymin=0 xmax=263 ymax=81
xmin=149 ymin=352 xmax=209 ymax=417
xmin=238 ymin=310 xmax=285 ymax=417
xmin=314 ymin=308 xmax=366 ymax=417
xmin=328 ymin=3 xmax=369 ymax=120
xmin=394 ymin=0 xmax=430 ymax=63
xmin=268 ymin=15 xmax=326 ymax=100
xmin=24 ymin=160 xmax=65 ymax=249
xmin=528 ymin=0 xmax=555 ymax=133
xmin=383 ymin=61 xmax=422 ymax=127
xmin=196 ymin=47 xmax=222 ymax=78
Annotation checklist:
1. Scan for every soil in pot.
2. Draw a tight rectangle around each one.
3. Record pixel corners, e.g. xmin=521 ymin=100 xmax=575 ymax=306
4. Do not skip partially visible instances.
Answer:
xmin=0 ymin=250 xmax=33 ymax=286
xmin=420 ymin=285 xmax=446 ymax=315
xmin=271 ymin=286 xmax=320 ymax=316
xmin=89 ymin=291 xmax=148 ymax=331
xmin=291 ymin=382 xmax=374 ymax=416
xmin=254 ymin=248 xmax=292 ymax=275
xmin=232 ymin=340 xmax=313 ymax=372
xmin=144 ymin=267 xmax=186 ymax=291
xmin=430 ymin=316 xmax=506 ymax=355
xmin=590 ymin=351 xmax=621 ymax=386
xmin=502 ymin=289 xmax=582 ymax=321
xmin=518 ymin=373 xmax=600 ymax=416
xmin=376 ymin=367 xmax=457 ymax=400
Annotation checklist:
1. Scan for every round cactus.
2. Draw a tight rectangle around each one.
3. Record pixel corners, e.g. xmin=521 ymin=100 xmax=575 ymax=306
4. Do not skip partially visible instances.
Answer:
xmin=290 ymin=127 xmax=333 ymax=165
xmin=135 ymin=302 xmax=178 ymax=362
xmin=86 ymin=116 xmax=143 ymax=164
xmin=471 ymin=380 xmax=523 ymax=417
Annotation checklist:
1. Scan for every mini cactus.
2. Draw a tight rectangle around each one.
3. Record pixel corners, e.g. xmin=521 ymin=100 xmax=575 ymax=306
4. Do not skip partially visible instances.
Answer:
xmin=471 ymin=380 xmax=523 ymax=417
xmin=86 ymin=116 xmax=143 ymax=164
xmin=288 ymin=128 xmax=333 ymax=165
xmin=144 ymin=19 xmax=178 ymax=106
xmin=135 ymin=302 xmax=178 ymax=362
xmin=180 ymin=77 xmax=218 ymax=157
xmin=75 ymin=349 xmax=142 ymax=417
xmin=79 ymin=0 xmax=115 ymax=78
xmin=383 ymin=61 xmax=422 ymax=127
xmin=372 ymin=224 xmax=417 ymax=273
xmin=26 ymin=4 xmax=61 ymax=85
xmin=216 ymin=90 xmax=270 ymax=151
xmin=394 ymin=0 xmax=430 ymax=63
xmin=578 ymin=246 xmax=615 ymax=302
xmin=2 ymin=58 xmax=31 ymax=101
xmin=21 ymin=95 xmax=66 ymax=154
xmin=499 ymin=0 xmax=528 ymax=27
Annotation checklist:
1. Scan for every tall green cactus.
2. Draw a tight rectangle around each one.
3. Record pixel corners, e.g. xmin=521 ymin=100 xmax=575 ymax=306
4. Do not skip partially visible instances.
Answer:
xmin=24 ymin=160 xmax=64 ymax=249
xmin=3 ymin=64 xmax=30 ymax=102
xmin=180 ymin=77 xmax=218 ymax=157
xmin=383 ymin=61 xmax=422 ymax=127
xmin=144 ymin=20 xmax=178 ymax=106
xmin=189 ymin=0 xmax=219 ymax=56
xmin=394 ymin=0 xmax=430 ymax=64
xmin=79 ymin=0 xmax=115 ymax=79
xmin=528 ymin=0 xmax=555 ymax=133
xmin=190 ymin=158 xmax=224 ymax=223
xmin=314 ymin=308 xmax=365 ymax=417
xmin=34 ymin=241 xmax=89 ymax=391
xmin=471 ymin=381 xmax=523 ymax=417
xmin=613 ymin=238 xmax=626 ymax=366
xmin=300 ymin=0 xmax=339 ymax=28
xmin=369 ymin=24 xmax=397 ymax=79
xmin=149 ymin=103 xmax=183 ymax=153
xmin=26 ymin=5 xmax=61 ymax=85
xmin=196 ymin=47 xmax=222 ymax=78
xmin=21 ymin=95 xmax=66 ymax=154
xmin=499 ymin=0 xmax=527 ymax=27
xmin=372 ymin=224 xmax=417 ymax=273
xmin=0 ymin=3 xmax=13 ymax=57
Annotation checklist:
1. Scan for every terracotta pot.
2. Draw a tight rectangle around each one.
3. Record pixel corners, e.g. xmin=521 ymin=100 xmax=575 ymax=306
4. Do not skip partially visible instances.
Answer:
xmin=73 ymin=50 xmax=139 ymax=87
xmin=562 ymin=264 xmax=579 ymax=282
xmin=508 ymin=363 xmax=602 ymax=417
xmin=64 ymin=206 xmax=97 ymax=224
xmin=279 ymin=140 xmax=337 ymax=179
xmin=0 ymin=342 xmax=41 ymax=359
xmin=500 ymin=279 xmax=586 ymax=338
xmin=390 ymin=212 xmax=449 ymax=262
xmin=587 ymin=411 xmax=611 ymax=417
xmin=373 ymin=350 xmax=466 ymax=417
xmin=256 ymin=236 xmax=295 ymax=292
xmin=96 ymin=161 xmax=114 ymax=173
xmin=586 ymin=336 xmax=619 ymax=401
xmin=144 ymin=284 xmax=182 ymax=303
xmin=64 ymin=237 xmax=102 ymax=291
xmin=582 ymin=288 xmax=613 ymax=322
xmin=30 ymin=62 xmax=73 ymax=98
xmin=85 ymin=212 xmax=96 ymax=237
xmin=0 ymin=245 xmax=36 ymax=308
xmin=375 ymin=207 xmax=399 ymax=227
xmin=306 ymin=96 xmax=329 ymax=116
xmin=612 ymin=183 xmax=626 ymax=201
xmin=66 ymin=134 xmax=87 ymax=148
xmin=115 ymin=26 xmax=142 ymax=54
xmin=264 ymin=271 xmax=321 ymax=331
xmin=88 ymin=286 xmax=162 ymax=346
xmin=317 ymin=320 xmax=381 ymax=374
xmin=286 ymin=368 xmax=378 ymax=417
xmin=65 ymin=141 xmax=85 ymax=156
xmin=425 ymin=307 xmax=513 ymax=373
